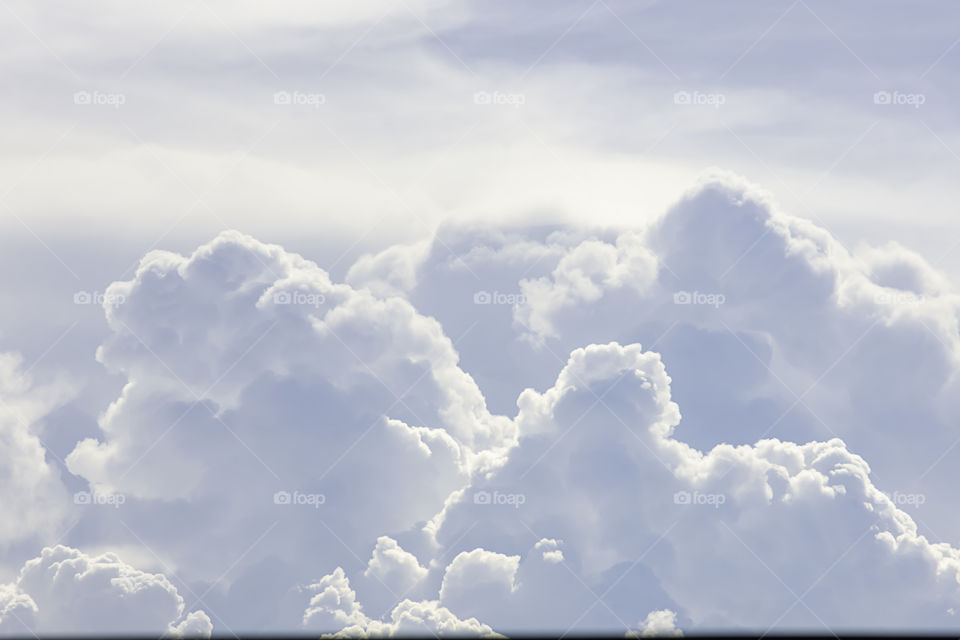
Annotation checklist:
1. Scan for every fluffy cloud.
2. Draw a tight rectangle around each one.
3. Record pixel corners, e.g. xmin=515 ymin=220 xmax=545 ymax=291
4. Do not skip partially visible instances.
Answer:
xmin=303 ymin=567 xmax=368 ymax=632
xmin=57 ymin=230 xmax=516 ymax=627
xmin=438 ymin=548 xmax=519 ymax=621
xmin=0 ymin=545 xmax=210 ymax=636
xmin=352 ymin=170 xmax=960 ymax=536
xmin=627 ymin=609 xmax=682 ymax=637
xmin=534 ymin=538 xmax=564 ymax=563
xmin=0 ymin=353 xmax=72 ymax=552
xmin=427 ymin=340 xmax=960 ymax=631
xmin=364 ymin=536 xmax=429 ymax=596
xmin=357 ymin=536 xmax=431 ymax=616
xmin=515 ymin=232 xmax=659 ymax=342
xmin=303 ymin=565 xmax=497 ymax=638
xmin=0 ymin=584 xmax=38 ymax=635
xmin=9 ymin=172 xmax=960 ymax=633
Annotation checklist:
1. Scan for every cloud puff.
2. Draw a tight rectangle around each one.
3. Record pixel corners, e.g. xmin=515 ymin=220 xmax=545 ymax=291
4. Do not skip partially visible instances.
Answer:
xmin=0 ymin=583 xmax=38 ymax=635
xmin=14 ymin=171 xmax=960 ymax=633
xmin=515 ymin=232 xmax=659 ymax=342
xmin=292 ymin=173 xmax=960 ymax=631
xmin=0 ymin=353 xmax=72 ymax=552
xmin=346 ymin=240 xmax=432 ymax=300
xmin=428 ymin=340 xmax=960 ymax=631
xmin=58 ymin=230 xmax=518 ymax=627
xmin=534 ymin=538 xmax=564 ymax=563
xmin=438 ymin=548 xmax=519 ymax=621
xmin=627 ymin=609 xmax=682 ymax=637
xmin=68 ymin=231 xmax=513 ymax=484
xmin=361 ymin=170 xmax=960 ymax=537
xmin=0 ymin=545 xmax=210 ymax=636
xmin=303 ymin=567 xmax=368 ymax=631
xmin=364 ymin=536 xmax=429 ymax=596
xmin=303 ymin=565 xmax=497 ymax=638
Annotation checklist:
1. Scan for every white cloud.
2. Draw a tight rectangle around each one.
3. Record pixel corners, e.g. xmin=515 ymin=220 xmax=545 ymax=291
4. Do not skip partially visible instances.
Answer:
xmin=516 ymin=232 xmax=659 ymax=341
xmin=0 ymin=583 xmax=38 ymax=636
xmin=346 ymin=240 xmax=432 ymax=300
xmin=0 ymin=353 xmax=72 ymax=552
xmin=438 ymin=548 xmax=519 ymax=621
xmin=7 ymin=173 xmax=960 ymax=633
xmin=303 ymin=567 xmax=369 ymax=632
xmin=166 ymin=610 xmax=215 ymax=638
xmin=534 ymin=538 xmax=564 ymax=563
xmin=627 ymin=609 xmax=682 ymax=637
xmin=304 ymin=566 xmax=498 ymax=638
xmin=364 ymin=536 xmax=429 ymax=597
xmin=57 ymin=230 xmax=517 ymax=621
xmin=0 ymin=545 xmax=210 ymax=636
xmin=482 ymin=171 xmax=960 ymax=534
xmin=430 ymin=339 xmax=960 ymax=630
xmin=6 ymin=0 xmax=960 ymax=632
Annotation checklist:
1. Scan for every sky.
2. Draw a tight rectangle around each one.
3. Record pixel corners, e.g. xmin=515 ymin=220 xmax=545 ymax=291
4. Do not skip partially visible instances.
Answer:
xmin=2 ymin=0 xmax=960 ymax=636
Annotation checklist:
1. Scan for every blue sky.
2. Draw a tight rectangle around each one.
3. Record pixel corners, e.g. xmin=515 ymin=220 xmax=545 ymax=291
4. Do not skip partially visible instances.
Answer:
xmin=1 ymin=1 xmax=960 ymax=635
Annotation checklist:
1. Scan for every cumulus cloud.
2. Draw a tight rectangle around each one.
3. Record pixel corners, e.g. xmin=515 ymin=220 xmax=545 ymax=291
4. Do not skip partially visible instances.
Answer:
xmin=346 ymin=240 xmax=432 ymax=300
xmin=428 ymin=339 xmax=960 ymax=631
xmin=303 ymin=567 xmax=368 ymax=632
xmin=8 ymin=172 xmax=960 ymax=633
xmin=627 ymin=609 xmax=682 ymax=637
xmin=6 ymin=0 xmax=960 ymax=632
xmin=445 ymin=170 xmax=960 ymax=536
xmin=0 ymin=583 xmax=38 ymax=635
xmin=364 ymin=536 xmax=429 ymax=595
xmin=534 ymin=538 xmax=564 ymax=563
xmin=438 ymin=548 xmax=519 ymax=621
xmin=0 ymin=545 xmax=210 ymax=636
xmin=54 ymin=230 xmax=518 ymax=627
xmin=303 ymin=565 xmax=497 ymax=638
xmin=515 ymin=232 xmax=659 ymax=341
xmin=326 ymin=172 xmax=960 ymax=631
xmin=0 ymin=352 xmax=72 ymax=552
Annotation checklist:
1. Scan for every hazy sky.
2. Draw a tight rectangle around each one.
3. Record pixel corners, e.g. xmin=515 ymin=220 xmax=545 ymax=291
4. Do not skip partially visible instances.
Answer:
xmin=2 ymin=1 xmax=960 ymax=636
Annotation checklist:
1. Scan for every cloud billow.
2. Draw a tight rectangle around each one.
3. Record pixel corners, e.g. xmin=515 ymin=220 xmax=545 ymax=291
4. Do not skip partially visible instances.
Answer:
xmin=4 ymin=174 xmax=960 ymax=633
